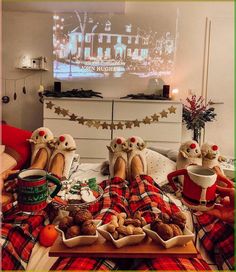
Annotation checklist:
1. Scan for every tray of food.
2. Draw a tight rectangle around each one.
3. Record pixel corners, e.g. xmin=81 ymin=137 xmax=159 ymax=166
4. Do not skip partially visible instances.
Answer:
xmin=50 ymin=211 xmax=197 ymax=258
xmin=52 ymin=177 xmax=103 ymax=211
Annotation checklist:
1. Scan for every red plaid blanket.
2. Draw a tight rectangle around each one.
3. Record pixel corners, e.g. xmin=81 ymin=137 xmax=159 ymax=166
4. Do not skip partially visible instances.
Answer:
xmin=1 ymin=203 xmax=46 ymax=270
xmin=194 ymin=213 xmax=235 ymax=270
xmin=1 ymin=175 xmax=211 ymax=271
xmin=51 ymin=176 xmax=210 ymax=271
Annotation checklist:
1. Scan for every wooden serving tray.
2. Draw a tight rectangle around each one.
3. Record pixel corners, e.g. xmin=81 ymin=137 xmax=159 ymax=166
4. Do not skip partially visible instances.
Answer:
xmin=49 ymin=235 xmax=197 ymax=258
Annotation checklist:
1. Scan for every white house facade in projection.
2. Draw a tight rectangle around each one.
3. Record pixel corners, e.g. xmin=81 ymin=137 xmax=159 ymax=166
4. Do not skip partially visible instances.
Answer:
xmin=53 ymin=12 xmax=177 ymax=80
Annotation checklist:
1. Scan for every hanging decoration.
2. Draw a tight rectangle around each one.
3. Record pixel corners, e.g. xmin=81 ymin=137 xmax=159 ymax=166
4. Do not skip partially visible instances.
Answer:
xmin=22 ymin=78 xmax=26 ymax=94
xmin=2 ymin=71 xmax=43 ymax=104
xmin=2 ymin=79 xmax=10 ymax=104
xmin=46 ymin=101 xmax=177 ymax=130
xmin=13 ymin=80 xmax=17 ymax=100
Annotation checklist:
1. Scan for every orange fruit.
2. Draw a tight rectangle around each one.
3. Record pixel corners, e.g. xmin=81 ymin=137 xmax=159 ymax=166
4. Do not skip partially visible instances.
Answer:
xmin=39 ymin=224 xmax=58 ymax=247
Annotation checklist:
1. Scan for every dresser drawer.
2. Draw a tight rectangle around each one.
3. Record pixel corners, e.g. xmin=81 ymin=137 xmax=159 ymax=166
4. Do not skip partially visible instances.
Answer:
xmin=44 ymin=99 xmax=112 ymax=120
xmin=113 ymin=101 xmax=182 ymax=123
xmin=113 ymin=123 xmax=181 ymax=142
xmin=44 ymin=119 xmax=111 ymax=139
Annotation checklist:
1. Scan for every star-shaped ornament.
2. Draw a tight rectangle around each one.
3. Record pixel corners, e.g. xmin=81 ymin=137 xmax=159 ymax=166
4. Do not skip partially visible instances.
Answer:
xmin=86 ymin=120 xmax=93 ymax=127
xmin=133 ymin=119 xmax=140 ymax=127
xmin=151 ymin=113 xmax=159 ymax=121
xmin=61 ymin=109 xmax=69 ymax=117
xmin=46 ymin=101 xmax=54 ymax=109
xmin=160 ymin=110 xmax=168 ymax=118
xmin=125 ymin=121 xmax=133 ymax=128
xmin=143 ymin=116 xmax=151 ymax=124
xmin=54 ymin=107 xmax=61 ymax=115
xmin=101 ymin=122 xmax=108 ymax=129
xmin=78 ymin=117 xmax=85 ymax=124
xmin=69 ymin=113 xmax=77 ymax=121
xmin=168 ymin=106 xmax=177 ymax=114
xmin=94 ymin=121 xmax=101 ymax=129
xmin=109 ymin=123 xmax=116 ymax=130
xmin=116 ymin=122 xmax=124 ymax=130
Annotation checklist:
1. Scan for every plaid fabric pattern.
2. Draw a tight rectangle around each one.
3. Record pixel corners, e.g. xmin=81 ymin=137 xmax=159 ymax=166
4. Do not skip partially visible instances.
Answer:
xmin=88 ymin=177 xmax=130 ymax=223
xmin=50 ymin=257 xmax=118 ymax=271
xmin=134 ymin=256 xmax=211 ymax=271
xmin=1 ymin=208 xmax=46 ymax=270
xmin=194 ymin=213 xmax=235 ymax=270
xmin=129 ymin=175 xmax=180 ymax=223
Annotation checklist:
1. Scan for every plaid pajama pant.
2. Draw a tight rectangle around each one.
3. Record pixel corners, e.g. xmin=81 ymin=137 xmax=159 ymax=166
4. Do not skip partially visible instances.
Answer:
xmin=52 ymin=175 xmax=211 ymax=271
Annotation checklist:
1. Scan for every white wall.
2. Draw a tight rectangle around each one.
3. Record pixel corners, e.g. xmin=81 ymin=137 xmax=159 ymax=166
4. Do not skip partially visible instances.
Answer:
xmin=2 ymin=1 xmax=234 ymax=155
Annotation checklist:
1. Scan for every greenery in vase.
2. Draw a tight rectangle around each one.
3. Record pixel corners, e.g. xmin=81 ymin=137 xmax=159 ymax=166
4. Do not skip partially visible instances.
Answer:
xmin=182 ymin=95 xmax=217 ymax=132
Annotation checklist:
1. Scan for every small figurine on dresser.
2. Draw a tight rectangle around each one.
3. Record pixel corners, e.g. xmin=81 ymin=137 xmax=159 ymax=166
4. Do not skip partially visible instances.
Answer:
xmin=176 ymin=140 xmax=202 ymax=183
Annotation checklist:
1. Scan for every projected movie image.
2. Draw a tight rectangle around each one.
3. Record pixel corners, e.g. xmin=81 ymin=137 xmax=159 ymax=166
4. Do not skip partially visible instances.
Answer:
xmin=53 ymin=12 xmax=177 ymax=80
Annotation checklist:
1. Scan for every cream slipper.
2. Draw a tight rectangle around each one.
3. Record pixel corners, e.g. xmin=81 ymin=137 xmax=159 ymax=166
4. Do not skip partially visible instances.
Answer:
xmin=107 ymin=137 xmax=128 ymax=178
xmin=48 ymin=134 xmax=77 ymax=179
xmin=126 ymin=136 xmax=147 ymax=179
xmin=28 ymin=127 xmax=54 ymax=167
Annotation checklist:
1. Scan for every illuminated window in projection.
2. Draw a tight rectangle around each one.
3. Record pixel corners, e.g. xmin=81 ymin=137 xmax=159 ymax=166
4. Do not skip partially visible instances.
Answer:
xmin=53 ymin=11 xmax=179 ymax=80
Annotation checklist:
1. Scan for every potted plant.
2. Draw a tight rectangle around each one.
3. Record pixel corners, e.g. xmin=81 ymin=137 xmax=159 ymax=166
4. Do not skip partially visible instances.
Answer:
xmin=182 ymin=95 xmax=217 ymax=143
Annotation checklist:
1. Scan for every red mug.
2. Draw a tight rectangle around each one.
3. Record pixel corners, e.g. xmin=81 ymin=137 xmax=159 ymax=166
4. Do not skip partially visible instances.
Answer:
xmin=167 ymin=165 xmax=233 ymax=211
xmin=18 ymin=169 xmax=62 ymax=212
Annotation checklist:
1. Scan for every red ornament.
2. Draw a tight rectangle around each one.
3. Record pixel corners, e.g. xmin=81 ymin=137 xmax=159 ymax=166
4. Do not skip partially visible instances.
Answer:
xmin=212 ymin=145 xmax=218 ymax=151
xmin=116 ymin=138 xmax=122 ymax=144
xmin=39 ymin=130 xmax=45 ymax=136
xmin=190 ymin=143 xmax=196 ymax=149
xmin=59 ymin=136 xmax=65 ymax=142
xmin=131 ymin=137 xmax=136 ymax=143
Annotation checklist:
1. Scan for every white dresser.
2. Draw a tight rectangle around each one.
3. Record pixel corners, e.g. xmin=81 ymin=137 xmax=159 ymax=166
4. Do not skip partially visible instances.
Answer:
xmin=43 ymin=97 xmax=182 ymax=163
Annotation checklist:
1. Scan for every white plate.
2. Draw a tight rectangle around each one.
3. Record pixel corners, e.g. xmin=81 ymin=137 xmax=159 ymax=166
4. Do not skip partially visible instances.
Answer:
xmin=97 ymin=223 xmax=146 ymax=248
xmin=56 ymin=220 xmax=102 ymax=248
xmin=143 ymin=224 xmax=194 ymax=249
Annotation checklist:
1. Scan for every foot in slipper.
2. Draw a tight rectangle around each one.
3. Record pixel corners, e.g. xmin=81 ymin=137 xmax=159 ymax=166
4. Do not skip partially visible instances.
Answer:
xmin=107 ymin=137 xmax=128 ymax=179
xmin=28 ymin=127 xmax=54 ymax=169
xmin=48 ymin=134 xmax=76 ymax=179
xmin=126 ymin=136 xmax=147 ymax=179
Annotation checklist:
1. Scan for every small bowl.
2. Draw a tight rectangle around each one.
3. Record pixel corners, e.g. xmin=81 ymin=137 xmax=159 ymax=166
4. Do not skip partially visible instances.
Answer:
xmin=97 ymin=223 xmax=146 ymax=248
xmin=56 ymin=220 xmax=102 ymax=248
xmin=143 ymin=224 xmax=194 ymax=249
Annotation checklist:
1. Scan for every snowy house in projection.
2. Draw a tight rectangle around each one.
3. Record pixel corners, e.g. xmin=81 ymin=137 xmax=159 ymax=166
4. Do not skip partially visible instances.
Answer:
xmin=65 ymin=16 xmax=150 ymax=62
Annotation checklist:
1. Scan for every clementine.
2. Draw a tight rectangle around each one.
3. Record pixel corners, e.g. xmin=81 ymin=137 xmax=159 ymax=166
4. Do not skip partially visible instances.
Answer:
xmin=39 ymin=224 xmax=58 ymax=247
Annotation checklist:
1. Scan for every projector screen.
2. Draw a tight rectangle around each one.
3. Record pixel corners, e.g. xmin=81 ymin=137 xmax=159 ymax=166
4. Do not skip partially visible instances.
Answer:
xmin=53 ymin=11 xmax=178 ymax=80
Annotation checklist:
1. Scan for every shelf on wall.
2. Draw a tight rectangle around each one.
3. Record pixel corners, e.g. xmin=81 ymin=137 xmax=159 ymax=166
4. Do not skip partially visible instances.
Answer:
xmin=17 ymin=67 xmax=49 ymax=71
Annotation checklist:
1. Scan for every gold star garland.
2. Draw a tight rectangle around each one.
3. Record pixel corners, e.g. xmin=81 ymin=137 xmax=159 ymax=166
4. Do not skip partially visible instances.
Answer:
xmin=46 ymin=100 xmax=177 ymax=130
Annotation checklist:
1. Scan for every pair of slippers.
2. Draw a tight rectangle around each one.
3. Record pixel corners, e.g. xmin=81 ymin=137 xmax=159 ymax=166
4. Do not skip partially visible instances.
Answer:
xmin=28 ymin=127 xmax=77 ymax=179
xmin=107 ymin=136 xmax=147 ymax=179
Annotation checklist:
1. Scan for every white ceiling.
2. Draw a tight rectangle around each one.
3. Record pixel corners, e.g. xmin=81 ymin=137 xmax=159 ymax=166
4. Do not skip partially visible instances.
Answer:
xmin=2 ymin=1 xmax=126 ymax=13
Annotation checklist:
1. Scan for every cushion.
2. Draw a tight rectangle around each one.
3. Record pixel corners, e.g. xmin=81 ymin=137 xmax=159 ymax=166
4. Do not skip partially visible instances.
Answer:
xmin=145 ymin=148 xmax=176 ymax=186
xmin=1 ymin=124 xmax=32 ymax=169
xmin=149 ymin=146 xmax=178 ymax=161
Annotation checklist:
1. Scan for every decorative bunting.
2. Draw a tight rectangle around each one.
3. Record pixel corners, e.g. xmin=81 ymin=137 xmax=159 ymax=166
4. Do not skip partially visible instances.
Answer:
xmin=168 ymin=106 xmax=176 ymax=114
xmin=133 ymin=119 xmax=141 ymax=127
xmin=151 ymin=113 xmax=159 ymax=121
xmin=46 ymin=101 xmax=54 ymax=109
xmin=143 ymin=116 xmax=151 ymax=124
xmin=54 ymin=106 xmax=62 ymax=114
xmin=160 ymin=110 xmax=168 ymax=118
xmin=69 ymin=113 xmax=77 ymax=121
xmin=46 ymin=100 xmax=176 ymax=130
